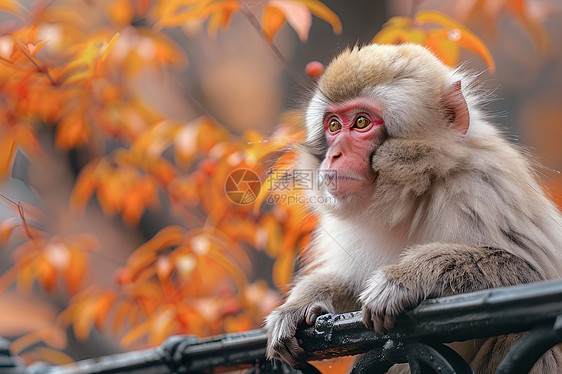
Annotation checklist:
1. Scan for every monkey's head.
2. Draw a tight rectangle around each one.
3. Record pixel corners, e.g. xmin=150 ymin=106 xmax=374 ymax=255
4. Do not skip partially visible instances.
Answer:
xmin=300 ymin=43 xmax=472 ymax=216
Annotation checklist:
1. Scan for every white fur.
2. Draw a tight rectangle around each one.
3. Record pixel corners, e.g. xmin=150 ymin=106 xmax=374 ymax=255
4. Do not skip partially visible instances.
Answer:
xmin=312 ymin=213 xmax=408 ymax=290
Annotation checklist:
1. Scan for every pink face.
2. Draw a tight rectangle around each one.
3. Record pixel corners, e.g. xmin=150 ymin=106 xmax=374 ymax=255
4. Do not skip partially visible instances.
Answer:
xmin=320 ymin=98 xmax=385 ymax=197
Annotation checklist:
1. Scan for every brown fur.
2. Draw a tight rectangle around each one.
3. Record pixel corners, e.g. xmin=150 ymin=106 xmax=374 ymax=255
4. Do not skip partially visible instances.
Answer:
xmin=318 ymin=44 xmax=449 ymax=105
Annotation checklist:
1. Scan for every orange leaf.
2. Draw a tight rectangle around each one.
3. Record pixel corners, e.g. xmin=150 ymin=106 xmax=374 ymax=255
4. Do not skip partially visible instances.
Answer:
xmin=13 ymin=125 xmax=41 ymax=156
xmin=40 ymin=327 xmax=67 ymax=350
xmin=454 ymin=28 xmax=496 ymax=73
xmin=273 ymin=251 xmax=295 ymax=292
xmin=425 ymin=29 xmax=460 ymax=67
xmin=416 ymin=10 xmax=495 ymax=73
xmin=374 ymin=26 xmax=426 ymax=45
xmin=148 ymin=308 xmax=175 ymax=345
xmin=70 ymin=162 xmax=100 ymax=210
xmin=176 ymin=304 xmax=208 ymax=334
xmin=372 ymin=25 xmax=405 ymax=45
xmin=112 ymin=300 xmax=133 ymax=332
xmin=10 ymin=332 xmax=47 ymax=356
xmin=34 ymin=347 xmax=73 ymax=365
xmin=372 ymin=17 xmax=413 ymax=44
xmin=260 ymin=214 xmax=282 ymax=257
xmin=37 ymin=258 xmax=57 ymax=292
xmin=122 ymin=189 xmax=148 ymax=224
xmin=26 ymin=85 xmax=64 ymax=122
xmin=133 ymin=226 xmax=185 ymax=257
xmin=100 ymin=32 xmax=120 ymax=62
xmin=63 ymin=249 xmax=87 ymax=294
xmin=297 ymin=0 xmax=341 ymax=34
xmin=206 ymin=2 xmax=238 ymax=37
xmin=269 ymin=0 xmax=312 ymax=42
xmin=72 ymin=299 xmax=97 ymax=340
xmin=121 ymin=318 xmax=151 ymax=346
xmin=17 ymin=262 xmax=34 ymax=292
xmin=119 ymin=49 xmax=142 ymax=76
xmin=0 ymin=125 xmax=39 ymax=180
xmin=262 ymin=5 xmax=286 ymax=42
xmin=207 ymin=252 xmax=248 ymax=292
xmin=0 ymin=0 xmax=26 ymax=18
xmin=201 ymin=229 xmax=252 ymax=271
xmin=97 ymin=170 xmax=126 ymax=215
xmin=152 ymin=160 xmax=176 ymax=185
xmin=385 ymin=16 xmax=414 ymax=28
xmin=55 ymin=113 xmax=90 ymax=149
xmin=127 ymin=254 xmax=157 ymax=282
xmin=416 ymin=10 xmax=468 ymax=32
xmin=0 ymin=138 xmax=16 ymax=179
xmin=133 ymin=283 xmax=160 ymax=307
xmin=154 ymin=12 xmax=196 ymax=31
xmin=107 ymin=0 xmax=133 ymax=26
xmin=61 ymin=71 xmax=91 ymax=86
xmin=94 ymin=291 xmax=117 ymax=329
xmin=10 ymin=327 xmax=67 ymax=355
xmin=403 ymin=28 xmax=427 ymax=44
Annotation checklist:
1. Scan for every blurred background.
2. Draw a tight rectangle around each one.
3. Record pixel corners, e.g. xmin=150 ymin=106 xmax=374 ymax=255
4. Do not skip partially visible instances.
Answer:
xmin=0 ymin=0 xmax=561 ymax=370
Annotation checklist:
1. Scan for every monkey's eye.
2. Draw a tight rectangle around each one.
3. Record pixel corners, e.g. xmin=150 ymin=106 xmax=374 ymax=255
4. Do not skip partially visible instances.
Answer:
xmin=354 ymin=116 xmax=371 ymax=129
xmin=328 ymin=119 xmax=342 ymax=132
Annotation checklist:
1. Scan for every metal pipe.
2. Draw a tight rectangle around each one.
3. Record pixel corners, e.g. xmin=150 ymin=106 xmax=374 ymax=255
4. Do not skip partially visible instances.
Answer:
xmin=13 ymin=279 xmax=562 ymax=374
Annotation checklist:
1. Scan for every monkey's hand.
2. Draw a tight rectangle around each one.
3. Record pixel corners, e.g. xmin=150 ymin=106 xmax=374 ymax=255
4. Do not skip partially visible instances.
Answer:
xmin=265 ymin=302 xmax=331 ymax=367
xmin=359 ymin=244 xmax=544 ymax=334
xmin=360 ymin=267 xmax=424 ymax=334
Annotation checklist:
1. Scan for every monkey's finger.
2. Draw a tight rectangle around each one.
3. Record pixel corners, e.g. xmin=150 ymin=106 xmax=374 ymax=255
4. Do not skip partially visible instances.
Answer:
xmin=383 ymin=314 xmax=396 ymax=332
xmin=306 ymin=305 xmax=325 ymax=325
xmin=373 ymin=314 xmax=387 ymax=334
xmin=281 ymin=337 xmax=307 ymax=368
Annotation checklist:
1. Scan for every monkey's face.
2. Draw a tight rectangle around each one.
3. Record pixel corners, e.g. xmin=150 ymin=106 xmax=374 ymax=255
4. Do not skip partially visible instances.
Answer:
xmin=318 ymin=98 xmax=384 ymax=197
xmin=300 ymin=44 xmax=468 ymax=213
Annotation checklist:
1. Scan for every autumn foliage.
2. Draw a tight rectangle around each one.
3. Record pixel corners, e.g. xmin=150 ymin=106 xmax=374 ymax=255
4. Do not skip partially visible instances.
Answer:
xmin=0 ymin=0 xmax=558 ymax=369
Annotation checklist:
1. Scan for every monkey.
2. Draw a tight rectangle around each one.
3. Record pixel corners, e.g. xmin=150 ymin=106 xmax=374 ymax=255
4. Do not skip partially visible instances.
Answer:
xmin=264 ymin=43 xmax=562 ymax=373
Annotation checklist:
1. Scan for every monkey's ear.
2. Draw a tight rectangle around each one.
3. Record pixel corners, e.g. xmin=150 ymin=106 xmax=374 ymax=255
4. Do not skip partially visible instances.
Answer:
xmin=444 ymin=81 xmax=469 ymax=135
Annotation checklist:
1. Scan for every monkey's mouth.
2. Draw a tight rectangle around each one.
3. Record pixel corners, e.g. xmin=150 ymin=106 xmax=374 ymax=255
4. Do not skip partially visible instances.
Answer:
xmin=321 ymin=171 xmax=365 ymax=182
xmin=320 ymin=171 xmax=372 ymax=196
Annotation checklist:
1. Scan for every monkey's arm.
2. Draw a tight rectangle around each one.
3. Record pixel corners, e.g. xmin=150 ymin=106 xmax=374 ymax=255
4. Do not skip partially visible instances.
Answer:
xmin=361 ymin=243 xmax=544 ymax=334
xmin=265 ymin=272 xmax=358 ymax=367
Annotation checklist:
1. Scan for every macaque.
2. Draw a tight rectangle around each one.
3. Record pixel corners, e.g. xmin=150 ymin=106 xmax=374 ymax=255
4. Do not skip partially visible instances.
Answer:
xmin=265 ymin=43 xmax=562 ymax=373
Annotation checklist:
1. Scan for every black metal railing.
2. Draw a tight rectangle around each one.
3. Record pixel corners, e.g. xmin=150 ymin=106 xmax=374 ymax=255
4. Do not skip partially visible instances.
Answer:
xmin=3 ymin=279 xmax=562 ymax=374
